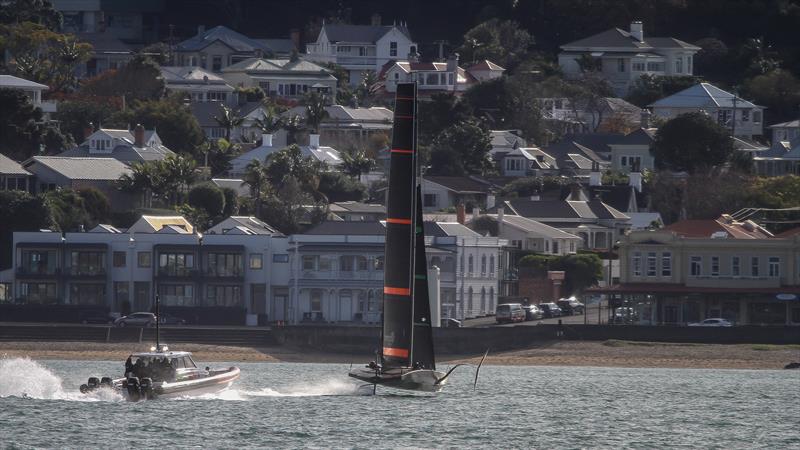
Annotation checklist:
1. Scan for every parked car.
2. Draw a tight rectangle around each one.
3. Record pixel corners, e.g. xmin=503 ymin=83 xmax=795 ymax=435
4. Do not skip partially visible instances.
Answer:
xmin=114 ymin=312 xmax=157 ymax=327
xmin=159 ymin=313 xmax=187 ymax=326
xmin=613 ymin=307 xmax=638 ymax=324
xmin=688 ymin=318 xmax=733 ymax=327
xmin=441 ymin=318 xmax=462 ymax=328
xmin=557 ymin=298 xmax=585 ymax=315
xmin=522 ymin=304 xmax=542 ymax=321
xmin=496 ymin=303 xmax=526 ymax=324
xmin=538 ymin=303 xmax=563 ymax=318
xmin=79 ymin=311 xmax=114 ymax=324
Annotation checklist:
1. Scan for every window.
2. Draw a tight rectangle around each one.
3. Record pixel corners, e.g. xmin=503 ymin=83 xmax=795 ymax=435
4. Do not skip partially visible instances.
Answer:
xmin=468 ymin=255 xmax=474 ymax=274
xmin=621 ymin=156 xmax=627 ymax=167
xmin=374 ymin=256 xmax=384 ymax=270
xmin=68 ymin=251 xmax=106 ymax=276
xmin=768 ymin=257 xmax=780 ymax=278
xmin=711 ymin=256 xmax=720 ymax=277
xmin=212 ymin=55 xmax=222 ymax=72
xmin=340 ymin=256 xmax=354 ymax=272
xmin=426 ymin=73 xmax=439 ymax=85
xmin=618 ymin=58 xmax=625 ymax=72
xmin=423 ymin=194 xmax=437 ymax=208
xmin=310 ymin=290 xmax=322 ymax=311
xmin=687 ymin=56 xmax=693 ymax=73
xmin=751 ymin=257 xmax=759 ymax=277
xmin=137 ymin=251 xmax=151 ymax=268
xmin=273 ymin=254 xmax=289 ymax=263
xmin=732 ymin=256 xmax=740 ymax=277
xmin=718 ymin=110 xmax=732 ymax=126
xmin=690 ymin=256 xmax=702 ymax=276
xmin=205 ymin=285 xmax=241 ymax=307
xmin=319 ymin=256 xmax=332 ymax=271
xmin=506 ymin=158 xmax=523 ymax=172
xmin=489 ymin=255 xmax=495 ymax=276
xmin=158 ymin=253 xmax=194 ymax=276
xmin=70 ymin=283 xmax=105 ymax=305
xmin=302 ymin=255 xmax=317 ymax=271
xmin=448 ymin=73 xmax=453 ymax=85
xmin=661 ymin=252 xmax=672 ymax=277
xmin=646 ymin=252 xmax=657 ymax=277
xmin=632 ymin=62 xmax=645 ymax=71
xmin=741 ymin=109 xmax=750 ymax=122
xmin=753 ymin=111 xmax=762 ymax=123
xmin=481 ymin=255 xmax=487 ymax=274
xmin=675 ymin=58 xmax=682 ymax=73
xmin=20 ymin=282 xmax=57 ymax=304
xmin=159 ymin=284 xmax=195 ymax=306
xmin=389 ymin=41 xmax=397 ymax=57
xmin=249 ymin=253 xmax=263 ymax=270
xmin=632 ymin=252 xmax=642 ymax=276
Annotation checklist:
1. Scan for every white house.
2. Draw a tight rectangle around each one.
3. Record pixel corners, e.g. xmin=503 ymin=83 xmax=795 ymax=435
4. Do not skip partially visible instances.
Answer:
xmin=175 ymin=25 xmax=290 ymax=72
xmin=220 ymin=57 xmax=337 ymax=102
xmin=58 ymin=125 xmax=175 ymax=163
xmin=500 ymin=147 xmax=558 ymax=177
xmin=650 ymin=83 xmax=765 ymax=138
xmin=160 ymin=66 xmax=235 ymax=105
xmin=228 ymin=134 xmax=341 ymax=177
xmin=769 ymin=119 xmax=800 ymax=145
xmin=474 ymin=213 xmax=583 ymax=255
xmin=382 ymin=55 xmax=504 ymax=96
xmin=559 ymin=21 xmax=701 ymax=96
xmin=0 ymin=75 xmax=57 ymax=115
xmin=305 ymin=17 xmax=417 ymax=85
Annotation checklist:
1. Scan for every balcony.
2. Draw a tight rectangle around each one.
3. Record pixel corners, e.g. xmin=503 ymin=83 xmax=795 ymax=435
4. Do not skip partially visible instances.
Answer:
xmin=204 ymin=268 xmax=244 ymax=279
xmin=157 ymin=268 xmax=198 ymax=279
xmin=67 ymin=267 xmax=106 ymax=277
xmin=16 ymin=266 xmax=59 ymax=278
xmin=686 ymin=275 xmax=781 ymax=289
xmin=335 ymin=56 xmax=378 ymax=67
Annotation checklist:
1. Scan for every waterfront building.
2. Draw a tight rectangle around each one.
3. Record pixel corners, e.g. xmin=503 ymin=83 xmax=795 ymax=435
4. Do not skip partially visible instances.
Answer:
xmin=594 ymin=216 xmax=800 ymax=326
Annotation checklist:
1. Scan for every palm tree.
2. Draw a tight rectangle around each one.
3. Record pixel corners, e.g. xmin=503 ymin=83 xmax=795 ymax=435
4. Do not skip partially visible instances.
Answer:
xmin=118 ymin=162 xmax=161 ymax=208
xmin=304 ymin=91 xmax=328 ymax=134
xmin=213 ymin=104 xmax=245 ymax=141
xmin=243 ymin=159 xmax=269 ymax=216
xmin=341 ymin=147 xmax=376 ymax=179
xmin=161 ymin=155 xmax=197 ymax=204
xmin=253 ymin=107 xmax=284 ymax=135
xmin=282 ymin=114 xmax=303 ymax=145
xmin=356 ymin=71 xmax=381 ymax=107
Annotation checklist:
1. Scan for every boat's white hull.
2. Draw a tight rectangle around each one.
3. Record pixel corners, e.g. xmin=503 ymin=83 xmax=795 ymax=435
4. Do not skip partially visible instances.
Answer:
xmin=105 ymin=367 xmax=240 ymax=401
xmin=349 ymin=368 xmax=447 ymax=392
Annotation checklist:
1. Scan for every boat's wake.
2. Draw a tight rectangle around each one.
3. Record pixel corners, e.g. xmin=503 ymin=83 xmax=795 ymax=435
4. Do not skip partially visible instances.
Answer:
xmin=183 ymin=378 xmax=368 ymax=400
xmin=0 ymin=357 xmax=122 ymax=402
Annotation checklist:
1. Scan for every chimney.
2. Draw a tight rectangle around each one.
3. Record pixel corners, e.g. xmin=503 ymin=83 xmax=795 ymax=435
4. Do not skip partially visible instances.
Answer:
xmin=472 ymin=207 xmax=480 ymax=223
xmin=497 ymin=207 xmax=504 ymax=234
xmin=486 ymin=193 xmax=496 ymax=210
xmin=629 ymin=171 xmax=642 ymax=193
xmin=589 ymin=161 xmax=602 ymax=186
xmin=309 ymin=134 xmax=320 ymax=148
xmin=83 ymin=122 xmax=94 ymax=140
xmin=408 ymin=51 xmax=420 ymax=63
xmin=446 ymin=53 xmax=459 ymax=72
xmin=289 ymin=28 xmax=300 ymax=51
xmin=570 ymin=184 xmax=582 ymax=201
xmin=197 ymin=25 xmax=205 ymax=35
xmin=371 ymin=13 xmax=381 ymax=26
xmin=134 ymin=124 xmax=145 ymax=147
xmin=630 ymin=21 xmax=643 ymax=42
xmin=262 ymin=134 xmax=273 ymax=147
xmin=640 ymin=109 xmax=651 ymax=128
xmin=456 ymin=204 xmax=465 ymax=225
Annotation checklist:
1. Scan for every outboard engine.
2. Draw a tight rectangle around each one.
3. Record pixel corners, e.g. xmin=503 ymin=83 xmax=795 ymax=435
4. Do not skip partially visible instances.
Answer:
xmin=79 ymin=384 xmax=90 ymax=393
xmin=100 ymin=377 xmax=113 ymax=387
xmin=87 ymin=377 xmax=100 ymax=389
xmin=139 ymin=377 xmax=153 ymax=400
xmin=126 ymin=377 xmax=140 ymax=401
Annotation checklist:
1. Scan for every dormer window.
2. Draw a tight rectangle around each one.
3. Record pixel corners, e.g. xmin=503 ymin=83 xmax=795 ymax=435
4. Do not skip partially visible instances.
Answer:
xmin=390 ymin=41 xmax=397 ymax=57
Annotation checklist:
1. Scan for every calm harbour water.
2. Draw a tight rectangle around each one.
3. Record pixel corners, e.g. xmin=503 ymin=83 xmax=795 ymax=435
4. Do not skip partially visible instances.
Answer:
xmin=0 ymin=357 xmax=798 ymax=449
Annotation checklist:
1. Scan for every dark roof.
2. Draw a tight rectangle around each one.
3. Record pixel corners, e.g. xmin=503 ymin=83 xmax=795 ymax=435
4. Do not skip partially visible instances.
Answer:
xmin=190 ymin=101 xmax=264 ymax=127
xmin=616 ymin=128 xmax=656 ymax=146
xmin=177 ymin=25 xmax=272 ymax=53
xmin=424 ymin=176 xmax=493 ymax=193
xmin=587 ymin=185 xmax=636 ymax=213
xmin=322 ymin=24 xmax=412 ymax=43
xmin=305 ymin=220 xmax=385 ymax=235
xmin=561 ymin=27 xmax=699 ymax=51
xmin=492 ymin=198 xmax=628 ymax=220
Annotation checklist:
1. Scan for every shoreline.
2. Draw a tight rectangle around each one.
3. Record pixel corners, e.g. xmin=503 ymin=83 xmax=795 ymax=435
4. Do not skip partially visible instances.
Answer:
xmin=1 ymin=340 xmax=798 ymax=370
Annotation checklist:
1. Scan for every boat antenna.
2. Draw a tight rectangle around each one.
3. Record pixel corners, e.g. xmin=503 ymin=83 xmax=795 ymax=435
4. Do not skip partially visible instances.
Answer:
xmin=155 ymin=294 xmax=161 ymax=350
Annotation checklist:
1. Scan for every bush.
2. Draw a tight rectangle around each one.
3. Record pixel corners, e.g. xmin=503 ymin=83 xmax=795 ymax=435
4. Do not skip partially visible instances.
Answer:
xmin=187 ymin=184 xmax=226 ymax=219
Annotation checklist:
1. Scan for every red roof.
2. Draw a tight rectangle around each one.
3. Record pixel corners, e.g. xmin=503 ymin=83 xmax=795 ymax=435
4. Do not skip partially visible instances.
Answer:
xmin=775 ymin=227 xmax=800 ymax=238
xmin=587 ymin=283 xmax=800 ymax=295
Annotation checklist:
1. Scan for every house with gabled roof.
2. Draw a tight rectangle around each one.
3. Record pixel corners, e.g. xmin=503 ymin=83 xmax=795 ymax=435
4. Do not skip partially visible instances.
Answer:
xmin=0 ymin=153 xmax=33 ymax=192
xmin=59 ymin=125 xmax=174 ymax=163
xmin=190 ymin=101 xmax=269 ymax=142
xmin=769 ymin=119 xmax=800 ymax=145
xmin=176 ymin=25 xmax=292 ymax=72
xmin=473 ymin=213 xmax=583 ymax=255
xmin=559 ymin=21 xmax=700 ymax=96
xmin=220 ymin=57 xmax=337 ymax=102
xmin=500 ymin=147 xmax=558 ymax=177
xmin=228 ymin=133 xmax=341 ymax=177
xmin=382 ymin=54 xmax=504 ymax=96
xmin=0 ymin=74 xmax=57 ymax=115
xmin=650 ymin=83 xmax=764 ymax=138
xmin=421 ymin=176 xmax=496 ymax=212
xmin=328 ymin=201 xmax=386 ymax=221
xmin=160 ymin=66 xmax=235 ymax=105
xmin=305 ymin=16 xmax=417 ymax=85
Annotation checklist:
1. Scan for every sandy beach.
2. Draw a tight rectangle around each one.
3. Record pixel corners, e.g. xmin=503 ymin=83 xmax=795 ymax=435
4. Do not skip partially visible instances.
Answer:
xmin=1 ymin=340 xmax=798 ymax=370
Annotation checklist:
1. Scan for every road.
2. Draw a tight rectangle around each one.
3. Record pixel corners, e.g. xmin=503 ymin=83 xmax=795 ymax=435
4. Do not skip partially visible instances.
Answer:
xmin=461 ymin=303 xmax=609 ymax=327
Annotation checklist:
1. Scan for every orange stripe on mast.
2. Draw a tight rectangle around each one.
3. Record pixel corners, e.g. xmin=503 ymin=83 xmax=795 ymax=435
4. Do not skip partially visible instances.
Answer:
xmin=386 ymin=218 xmax=412 ymax=224
xmin=384 ymin=286 xmax=411 ymax=296
xmin=383 ymin=347 xmax=409 ymax=358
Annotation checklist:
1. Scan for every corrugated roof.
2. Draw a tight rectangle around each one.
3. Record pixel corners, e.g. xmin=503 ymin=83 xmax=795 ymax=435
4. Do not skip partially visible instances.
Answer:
xmin=768 ymin=119 xmax=800 ymax=129
xmin=484 ymin=214 xmax=581 ymax=239
xmin=650 ymin=83 xmax=759 ymax=109
xmin=329 ymin=201 xmax=386 ymax=214
xmin=492 ymin=198 xmax=628 ymax=221
xmin=467 ymin=60 xmax=505 ymax=71
xmin=561 ymin=27 xmax=700 ymax=51
xmin=322 ymin=23 xmax=412 ymax=43
xmin=305 ymin=220 xmax=386 ymax=235
xmin=0 ymin=153 xmax=31 ymax=175
xmin=426 ymin=222 xmax=480 ymax=238
xmin=27 ymin=157 xmax=132 ymax=181
xmin=177 ymin=25 xmax=271 ymax=53
xmin=424 ymin=176 xmax=492 ymax=193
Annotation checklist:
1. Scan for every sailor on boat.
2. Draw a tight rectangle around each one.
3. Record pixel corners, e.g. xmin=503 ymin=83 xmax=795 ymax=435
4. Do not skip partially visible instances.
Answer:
xmin=347 ymin=82 xmax=486 ymax=393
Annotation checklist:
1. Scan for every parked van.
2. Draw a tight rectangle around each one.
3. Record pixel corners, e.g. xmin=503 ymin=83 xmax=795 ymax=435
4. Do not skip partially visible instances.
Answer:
xmin=496 ymin=303 xmax=525 ymax=324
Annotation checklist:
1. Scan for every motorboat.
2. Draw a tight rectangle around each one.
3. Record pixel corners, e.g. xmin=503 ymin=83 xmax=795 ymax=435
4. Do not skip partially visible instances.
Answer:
xmin=80 ymin=344 xmax=240 ymax=401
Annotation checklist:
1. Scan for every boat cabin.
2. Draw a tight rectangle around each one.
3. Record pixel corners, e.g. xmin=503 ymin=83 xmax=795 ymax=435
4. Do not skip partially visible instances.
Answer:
xmin=125 ymin=351 xmax=199 ymax=381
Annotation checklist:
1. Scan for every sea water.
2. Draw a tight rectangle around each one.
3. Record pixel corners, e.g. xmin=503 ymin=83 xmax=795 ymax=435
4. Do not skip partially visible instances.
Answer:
xmin=0 ymin=357 xmax=798 ymax=448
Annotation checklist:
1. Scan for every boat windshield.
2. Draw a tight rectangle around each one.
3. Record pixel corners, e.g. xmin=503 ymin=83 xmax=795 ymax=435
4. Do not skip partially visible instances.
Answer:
xmin=170 ymin=356 xmax=197 ymax=369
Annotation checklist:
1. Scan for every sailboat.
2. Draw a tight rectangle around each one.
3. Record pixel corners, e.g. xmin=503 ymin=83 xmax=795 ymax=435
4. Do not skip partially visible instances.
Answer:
xmin=348 ymin=82 xmax=478 ymax=393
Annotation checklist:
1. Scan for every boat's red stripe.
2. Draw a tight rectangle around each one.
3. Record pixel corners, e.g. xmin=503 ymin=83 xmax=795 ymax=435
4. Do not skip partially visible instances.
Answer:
xmin=383 ymin=347 xmax=409 ymax=358
xmin=384 ymin=286 xmax=411 ymax=296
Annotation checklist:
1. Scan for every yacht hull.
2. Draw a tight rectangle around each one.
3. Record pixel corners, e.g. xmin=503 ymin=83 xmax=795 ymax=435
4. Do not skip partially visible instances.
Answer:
xmin=349 ymin=368 xmax=447 ymax=392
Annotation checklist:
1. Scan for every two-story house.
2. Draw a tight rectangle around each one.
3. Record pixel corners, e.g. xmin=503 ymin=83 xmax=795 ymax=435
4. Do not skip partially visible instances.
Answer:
xmin=5 ymin=215 xmax=290 ymax=325
xmin=599 ymin=217 xmax=800 ymax=326
xmin=228 ymin=133 xmax=341 ymax=177
xmin=305 ymin=18 xmax=417 ymax=85
xmin=220 ymin=57 xmax=337 ymax=102
xmin=559 ymin=21 xmax=700 ymax=96
xmin=769 ymin=119 xmax=800 ymax=145
xmin=175 ymin=25 xmax=296 ymax=72
xmin=650 ymin=83 xmax=765 ymax=139
xmin=421 ymin=176 xmax=496 ymax=212
xmin=473 ymin=212 xmax=583 ymax=256
xmin=160 ymin=66 xmax=235 ymax=105
xmin=382 ymin=55 xmax=504 ymax=96
xmin=58 ymin=125 xmax=175 ymax=163
xmin=499 ymin=147 xmax=558 ymax=177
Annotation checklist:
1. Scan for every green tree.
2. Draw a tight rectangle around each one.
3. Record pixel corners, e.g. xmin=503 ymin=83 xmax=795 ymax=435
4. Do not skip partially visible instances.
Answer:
xmin=77 ymin=187 xmax=111 ymax=225
xmin=187 ymin=183 xmax=226 ymax=224
xmin=519 ymin=253 xmax=603 ymax=296
xmin=0 ymin=190 xmax=53 ymax=269
xmin=221 ymin=187 xmax=239 ymax=217
xmin=741 ymin=69 xmax=800 ymax=126
xmin=626 ymin=74 xmax=704 ymax=108
xmin=264 ymin=144 xmax=326 ymax=199
xmin=110 ymin=96 xmax=205 ymax=156
xmin=457 ymin=19 xmax=533 ymax=69
xmin=242 ymin=159 xmax=269 ymax=216
xmin=317 ymin=171 xmax=366 ymax=202
xmin=160 ymin=154 xmax=197 ymax=204
xmin=0 ymin=0 xmax=62 ymax=30
xmin=80 ymin=55 xmax=165 ymax=102
xmin=340 ymin=147 xmax=375 ymax=179
xmin=304 ymin=91 xmax=328 ymax=134
xmin=44 ymin=189 xmax=92 ymax=232
xmin=117 ymin=160 xmax=161 ymax=208
xmin=418 ymin=92 xmax=473 ymax=144
xmin=282 ymin=114 xmax=303 ymax=145
xmin=53 ymin=98 xmax=119 ymax=144
xmin=213 ymin=104 xmax=245 ymax=142
xmin=0 ymin=88 xmax=71 ymax=160
xmin=652 ymin=112 xmax=734 ymax=174
xmin=252 ymin=107 xmax=284 ymax=135
xmin=202 ymin=138 xmax=239 ymax=177
xmin=428 ymin=119 xmax=492 ymax=176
